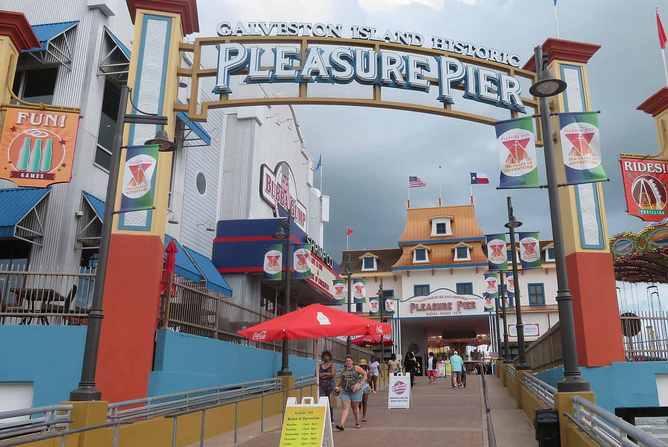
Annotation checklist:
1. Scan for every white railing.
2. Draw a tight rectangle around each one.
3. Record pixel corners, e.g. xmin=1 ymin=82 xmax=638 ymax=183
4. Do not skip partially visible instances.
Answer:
xmin=522 ymin=372 xmax=556 ymax=408
xmin=506 ymin=365 xmax=516 ymax=380
xmin=0 ymin=405 xmax=72 ymax=441
xmin=107 ymin=377 xmax=282 ymax=422
xmin=569 ymin=395 xmax=666 ymax=447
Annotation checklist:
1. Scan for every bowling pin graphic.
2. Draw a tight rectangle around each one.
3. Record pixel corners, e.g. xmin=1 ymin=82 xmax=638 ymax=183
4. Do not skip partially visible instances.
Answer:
xmin=17 ymin=137 xmax=31 ymax=171
xmin=28 ymin=139 xmax=42 ymax=173
xmin=40 ymin=139 xmax=53 ymax=172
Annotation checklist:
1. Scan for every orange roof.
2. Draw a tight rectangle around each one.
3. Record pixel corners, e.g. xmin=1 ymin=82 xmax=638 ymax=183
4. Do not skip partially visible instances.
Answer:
xmin=398 ymin=205 xmax=485 ymax=243
xmin=392 ymin=242 xmax=487 ymax=269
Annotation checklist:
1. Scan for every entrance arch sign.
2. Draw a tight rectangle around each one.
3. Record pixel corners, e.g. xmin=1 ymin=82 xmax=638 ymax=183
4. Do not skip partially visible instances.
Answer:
xmin=176 ymin=30 xmax=541 ymax=142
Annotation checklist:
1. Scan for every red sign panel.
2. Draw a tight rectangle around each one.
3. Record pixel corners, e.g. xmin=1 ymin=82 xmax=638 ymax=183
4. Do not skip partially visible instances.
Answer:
xmin=620 ymin=158 xmax=668 ymax=221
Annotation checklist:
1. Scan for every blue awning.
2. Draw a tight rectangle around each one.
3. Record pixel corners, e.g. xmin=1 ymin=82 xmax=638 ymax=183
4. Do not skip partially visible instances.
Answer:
xmin=24 ymin=21 xmax=79 ymax=53
xmin=83 ymin=191 xmax=105 ymax=222
xmin=177 ymin=110 xmax=212 ymax=146
xmin=103 ymin=26 xmax=130 ymax=60
xmin=164 ymin=235 xmax=202 ymax=283
xmin=184 ymin=247 xmax=232 ymax=296
xmin=0 ymin=188 xmax=50 ymax=238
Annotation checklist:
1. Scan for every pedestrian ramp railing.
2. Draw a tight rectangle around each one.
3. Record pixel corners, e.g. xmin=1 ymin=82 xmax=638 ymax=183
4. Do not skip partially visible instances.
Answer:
xmin=522 ymin=372 xmax=556 ymax=408
xmin=506 ymin=365 xmax=516 ymax=380
xmin=566 ymin=396 xmax=666 ymax=447
xmin=0 ymin=375 xmax=317 ymax=447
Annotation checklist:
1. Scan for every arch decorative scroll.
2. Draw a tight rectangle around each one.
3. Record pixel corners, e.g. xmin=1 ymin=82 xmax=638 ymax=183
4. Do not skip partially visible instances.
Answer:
xmin=175 ymin=36 xmax=543 ymax=145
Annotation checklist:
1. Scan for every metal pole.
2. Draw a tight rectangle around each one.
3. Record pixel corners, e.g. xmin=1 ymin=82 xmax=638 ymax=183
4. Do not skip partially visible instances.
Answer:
xmin=534 ymin=45 xmax=589 ymax=392
xmin=494 ymin=291 xmax=502 ymax=361
xmin=506 ymin=197 xmax=529 ymax=370
xmin=379 ymin=278 xmax=384 ymax=364
xmin=278 ymin=212 xmax=292 ymax=376
xmin=70 ymin=85 xmax=129 ymax=401
xmin=499 ymin=273 xmax=510 ymax=363
xmin=346 ymin=254 xmax=352 ymax=355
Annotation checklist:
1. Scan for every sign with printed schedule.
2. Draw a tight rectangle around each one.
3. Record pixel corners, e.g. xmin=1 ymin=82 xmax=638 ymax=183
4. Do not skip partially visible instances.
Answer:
xmin=388 ymin=373 xmax=411 ymax=409
xmin=279 ymin=397 xmax=334 ymax=447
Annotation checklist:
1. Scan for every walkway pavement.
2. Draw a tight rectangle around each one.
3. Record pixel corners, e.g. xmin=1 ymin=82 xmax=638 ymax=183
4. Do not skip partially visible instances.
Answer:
xmin=210 ymin=374 xmax=537 ymax=447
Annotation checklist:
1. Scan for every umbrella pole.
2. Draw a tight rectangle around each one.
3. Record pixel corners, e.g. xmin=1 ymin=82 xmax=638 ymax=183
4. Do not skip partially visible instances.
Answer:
xmin=315 ymin=338 xmax=320 ymax=401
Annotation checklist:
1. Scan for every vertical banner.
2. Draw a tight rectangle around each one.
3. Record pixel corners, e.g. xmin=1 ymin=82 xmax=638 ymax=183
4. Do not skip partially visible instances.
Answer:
xmin=483 ymin=273 xmax=498 ymax=312
xmin=369 ymin=297 xmax=380 ymax=315
xmin=558 ymin=111 xmax=607 ymax=185
xmin=292 ymin=244 xmax=312 ymax=280
xmin=0 ymin=107 xmax=80 ymax=188
xmin=120 ymin=144 xmax=160 ymax=213
xmin=332 ymin=279 xmax=347 ymax=304
xmin=486 ymin=234 xmax=508 ymax=271
xmin=494 ymin=117 xmax=539 ymax=189
xmin=353 ymin=279 xmax=367 ymax=303
xmin=263 ymin=245 xmax=283 ymax=281
xmin=620 ymin=158 xmax=668 ymax=221
xmin=518 ymin=232 xmax=542 ymax=270
xmin=384 ymin=297 xmax=396 ymax=314
xmin=505 ymin=272 xmax=515 ymax=308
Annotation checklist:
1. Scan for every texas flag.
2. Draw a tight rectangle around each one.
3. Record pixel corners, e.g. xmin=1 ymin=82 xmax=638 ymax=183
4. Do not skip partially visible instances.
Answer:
xmin=470 ymin=172 xmax=490 ymax=184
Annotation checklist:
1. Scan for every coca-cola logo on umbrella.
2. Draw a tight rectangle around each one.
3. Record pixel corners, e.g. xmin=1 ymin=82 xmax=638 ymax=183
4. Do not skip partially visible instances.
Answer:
xmin=252 ymin=331 xmax=267 ymax=340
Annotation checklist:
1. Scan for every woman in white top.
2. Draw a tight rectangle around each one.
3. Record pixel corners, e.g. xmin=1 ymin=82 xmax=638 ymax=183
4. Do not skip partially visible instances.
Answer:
xmin=368 ymin=355 xmax=380 ymax=393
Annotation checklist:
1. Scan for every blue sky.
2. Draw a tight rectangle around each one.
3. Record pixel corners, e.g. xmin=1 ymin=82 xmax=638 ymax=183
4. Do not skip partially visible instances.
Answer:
xmin=198 ymin=0 xmax=667 ymax=258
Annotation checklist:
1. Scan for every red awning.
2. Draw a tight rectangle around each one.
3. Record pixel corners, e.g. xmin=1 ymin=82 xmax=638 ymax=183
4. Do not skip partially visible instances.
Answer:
xmin=237 ymin=304 xmax=392 ymax=341
xmin=351 ymin=334 xmax=393 ymax=347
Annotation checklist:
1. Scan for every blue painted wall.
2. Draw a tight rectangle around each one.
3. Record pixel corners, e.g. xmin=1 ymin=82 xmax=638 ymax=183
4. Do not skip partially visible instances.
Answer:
xmin=148 ymin=330 xmax=318 ymax=396
xmin=536 ymin=362 xmax=668 ymax=414
xmin=0 ymin=326 xmax=86 ymax=407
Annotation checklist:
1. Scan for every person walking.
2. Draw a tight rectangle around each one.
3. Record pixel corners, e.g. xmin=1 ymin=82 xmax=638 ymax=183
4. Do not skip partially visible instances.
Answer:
xmin=335 ymin=355 xmax=367 ymax=431
xmin=426 ymin=352 xmax=437 ymax=384
xmin=404 ymin=351 xmax=417 ymax=387
xmin=368 ymin=355 xmax=380 ymax=393
xmin=358 ymin=359 xmax=372 ymax=422
xmin=318 ymin=350 xmax=337 ymax=423
xmin=450 ymin=350 xmax=464 ymax=389
xmin=387 ymin=353 xmax=400 ymax=376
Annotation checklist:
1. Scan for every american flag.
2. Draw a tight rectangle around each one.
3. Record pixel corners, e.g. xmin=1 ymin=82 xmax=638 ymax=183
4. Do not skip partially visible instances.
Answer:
xmin=409 ymin=176 xmax=426 ymax=188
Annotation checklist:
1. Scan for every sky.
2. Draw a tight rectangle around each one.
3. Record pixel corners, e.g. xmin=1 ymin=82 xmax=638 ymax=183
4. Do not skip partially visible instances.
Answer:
xmin=196 ymin=0 xmax=667 ymax=260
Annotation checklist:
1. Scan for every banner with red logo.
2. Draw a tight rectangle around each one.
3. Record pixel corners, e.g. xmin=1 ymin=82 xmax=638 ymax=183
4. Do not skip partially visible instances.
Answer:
xmin=292 ymin=244 xmax=312 ymax=280
xmin=0 ymin=107 xmax=80 ymax=187
xmin=518 ymin=232 xmax=541 ymax=270
xmin=620 ymin=158 xmax=668 ymax=221
xmin=486 ymin=234 xmax=508 ymax=271
xmin=353 ymin=279 xmax=367 ymax=304
xmin=369 ymin=297 xmax=380 ymax=315
xmin=559 ymin=112 xmax=607 ymax=185
xmin=263 ymin=245 xmax=283 ymax=281
xmin=332 ymin=279 xmax=346 ymax=304
xmin=494 ymin=117 xmax=539 ymax=189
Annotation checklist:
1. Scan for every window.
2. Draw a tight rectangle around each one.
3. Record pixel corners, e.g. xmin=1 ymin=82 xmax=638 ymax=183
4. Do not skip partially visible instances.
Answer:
xmin=12 ymin=68 xmax=58 ymax=105
xmin=455 ymin=246 xmax=470 ymax=261
xmin=430 ymin=217 xmax=452 ymax=236
xmin=362 ymin=256 xmax=376 ymax=271
xmin=528 ymin=284 xmax=545 ymax=305
xmin=356 ymin=303 xmax=364 ymax=313
xmin=545 ymin=247 xmax=555 ymax=262
xmin=413 ymin=247 xmax=428 ymax=263
xmin=196 ymin=172 xmax=207 ymax=195
xmin=414 ymin=284 xmax=430 ymax=296
xmin=456 ymin=283 xmax=473 ymax=295
xmin=94 ymin=81 xmax=121 ymax=171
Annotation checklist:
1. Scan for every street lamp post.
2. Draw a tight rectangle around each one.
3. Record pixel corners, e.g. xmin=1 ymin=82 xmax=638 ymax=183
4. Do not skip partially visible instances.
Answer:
xmin=531 ymin=45 xmax=589 ymax=392
xmin=70 ymin=86 xmax=175 ymax=401
xmin=275 ymin=211 xmax=293 ymax=376
xmin=494 ymin=292 xmax=502 ymax=362
xmin=379 ymin=278 xmax=384 ymax=363
xmin=345 ymin=254 xmax=353 ymax=355
xmin=499 ymin=273 xmax=510 ymax=363
xmin=505 ymin=196 xmax=529 ymax=370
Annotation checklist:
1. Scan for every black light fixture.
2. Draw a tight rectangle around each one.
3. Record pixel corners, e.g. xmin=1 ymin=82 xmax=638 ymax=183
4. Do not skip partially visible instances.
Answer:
xmin=505 ymin=214 xmax=523 ymax=229
xmin=167 ymin=210 xmax=179 ymax=225
xmin=145 ymin=129 xmax=176 ymax=152
xmin=530 ymin=63 xmax=567 ymax=98
xmin=274 ymin=224 xmax=288 ymax=239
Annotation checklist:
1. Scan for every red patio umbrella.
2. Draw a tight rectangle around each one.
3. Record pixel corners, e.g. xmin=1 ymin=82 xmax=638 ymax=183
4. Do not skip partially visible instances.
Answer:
xmin=237 ymin=304 xmax=391 ymax=341
xmin=351 ymin=334 xmax=393 ymax=347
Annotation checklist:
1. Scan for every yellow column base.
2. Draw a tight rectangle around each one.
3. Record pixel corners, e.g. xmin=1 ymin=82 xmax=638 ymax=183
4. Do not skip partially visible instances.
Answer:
xmin=63 ymin=400 xmax=108 ymax=447
xmin=554 ymin=391 xmax=596 ymax=446
xmin=279 ymin=375 xmax=298 ymax=403
xmin=514 ymin=369 xmax=533 ymax=409
xmin=500 ymin=364 xmax=507 ymax=387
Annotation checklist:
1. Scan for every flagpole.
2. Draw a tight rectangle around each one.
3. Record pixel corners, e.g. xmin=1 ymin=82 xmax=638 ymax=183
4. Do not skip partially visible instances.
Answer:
xmin=662 ymin=48 xmax=668 ymax=86
xmin=470 ymin=184 xmax=474 ymax=205
xmin=554 ymin=4 xmax=560 ymax=39
xmin=660 ymin=7 xmax=668 ymax=86
xmin=439 ymin=165 xmax=443 ymax=206
xmin=407 ymin=182 xmax=411 ymax=208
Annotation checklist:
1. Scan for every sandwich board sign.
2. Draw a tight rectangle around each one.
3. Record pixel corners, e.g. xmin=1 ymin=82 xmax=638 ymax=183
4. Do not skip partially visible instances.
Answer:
xmin=279 ymin=396 xmax=334 ymax=447
xmin=388 ymin=373 xmax=411 ymax=409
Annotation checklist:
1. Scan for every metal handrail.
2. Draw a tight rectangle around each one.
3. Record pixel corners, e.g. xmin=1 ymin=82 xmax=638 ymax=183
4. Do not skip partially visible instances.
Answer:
xmin=107 ymin=377 xmax=282 ymax=421
xmin=569 ymin=395 xmax=666 ymax=447
xmin=481 ymin=373 xmax=497 ymax=447
xmin=0 ymin=405 xmax=72 ymax=441
xmin=506 ymin=365 xmax=516 ymax=380
xmin=522 ymin=372 xmax=556 ymax=408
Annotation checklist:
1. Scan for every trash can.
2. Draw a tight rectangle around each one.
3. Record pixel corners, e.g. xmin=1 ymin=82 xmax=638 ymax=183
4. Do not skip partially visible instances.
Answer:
xmin=534 ymin=408 xmax=560 ymax=447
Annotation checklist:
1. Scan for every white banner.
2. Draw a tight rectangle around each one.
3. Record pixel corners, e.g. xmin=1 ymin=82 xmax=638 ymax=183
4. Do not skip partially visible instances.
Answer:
xmin=388 ymin=373 xmax=411 ymax=409
xmin=508 ymin=323 xmax=540 ymax=338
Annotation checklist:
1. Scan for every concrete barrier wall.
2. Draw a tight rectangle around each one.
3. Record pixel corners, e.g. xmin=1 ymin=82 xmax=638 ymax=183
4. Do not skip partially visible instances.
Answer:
xmin=0 ymin=326 xmax=86 ymax=407
xmin=519 ymin=382 xmax=549 ymax=425
xmin=149 ymin=330 xmax=318 ymax=396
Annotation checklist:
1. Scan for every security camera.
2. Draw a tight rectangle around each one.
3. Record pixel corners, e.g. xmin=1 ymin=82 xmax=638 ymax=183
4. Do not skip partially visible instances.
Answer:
xmin=74 ymin=211 xmax=84 ymax=218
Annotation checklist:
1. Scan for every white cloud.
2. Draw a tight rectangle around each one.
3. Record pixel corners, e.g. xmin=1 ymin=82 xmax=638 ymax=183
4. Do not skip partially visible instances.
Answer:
xmin=357 ymin=0 xmax=478 ymax=14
